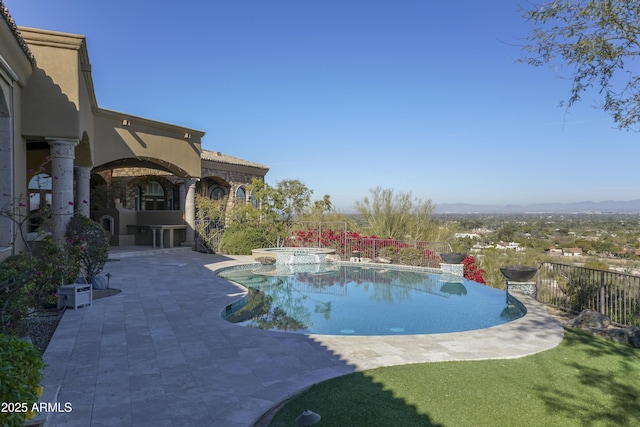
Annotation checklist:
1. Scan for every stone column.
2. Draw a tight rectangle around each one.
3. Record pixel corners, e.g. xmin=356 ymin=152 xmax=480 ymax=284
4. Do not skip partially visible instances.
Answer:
xmin=74 ymin=166 xmax=91 ymax=217
xmin=47 ymin=138 xmax=78 ymax=245
xmin=183 ymin=178 xmax=197 ymax=248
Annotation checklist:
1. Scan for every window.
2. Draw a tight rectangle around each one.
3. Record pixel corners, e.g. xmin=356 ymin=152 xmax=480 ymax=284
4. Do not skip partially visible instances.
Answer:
xmin=236 ymin=187 xmax=246 ymax=203
xmin=144 ymin=181 xmax=165 ymax=210
xmin=146 ymin=181 xmax=164 ymax=196
xmin=209 ymin=186 xmax=226 ymax=200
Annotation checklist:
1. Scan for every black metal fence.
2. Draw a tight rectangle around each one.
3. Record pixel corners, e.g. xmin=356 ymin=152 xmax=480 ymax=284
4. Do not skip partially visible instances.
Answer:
xmin=537 ymin=262 xmax=640 ymax=326
xmin=195 ymin=219 xmax=224 ymax=253
xmin=289 ymin=221 xmax=452 ymax=267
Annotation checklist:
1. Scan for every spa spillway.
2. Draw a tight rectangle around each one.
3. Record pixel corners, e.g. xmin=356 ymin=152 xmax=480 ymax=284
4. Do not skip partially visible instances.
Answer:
xmin=252 ymin=247 xmax=336 ymax=265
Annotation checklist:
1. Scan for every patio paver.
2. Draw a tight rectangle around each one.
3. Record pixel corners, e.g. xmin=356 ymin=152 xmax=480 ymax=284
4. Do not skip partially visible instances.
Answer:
xmin=42 ymin=248 xmax=564 ymax=426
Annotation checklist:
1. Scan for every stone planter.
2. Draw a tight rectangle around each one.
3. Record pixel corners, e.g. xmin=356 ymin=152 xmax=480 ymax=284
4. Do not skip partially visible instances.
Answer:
xmin=440 ymin=252 xmax=467 ymax=264
xmin=499 ymin=265 xmax=538 ymax=282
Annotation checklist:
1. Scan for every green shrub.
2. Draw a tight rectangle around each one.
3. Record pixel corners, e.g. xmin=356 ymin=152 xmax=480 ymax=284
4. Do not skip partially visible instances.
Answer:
xmin=0 ymin=255 xmax=37 ymax=333
xmin=0 ymin=334 xmax=44 ymax=426
xmin=398 ymin=247 xmax=424 ymax=266
xmin=65 ymin=215 xmax=110 ymax=283
xmin=31 ymin=237 xmax=80 ymax=305
xmin=219 ymin=224 xmax=271 ymax=255
xmin=377 ymin=246 xmax=398 ymax=262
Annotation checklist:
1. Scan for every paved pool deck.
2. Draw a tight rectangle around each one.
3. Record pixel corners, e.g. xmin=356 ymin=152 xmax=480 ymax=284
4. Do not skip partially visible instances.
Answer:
xmin=42 ymin=247 xmax=564 ymax=427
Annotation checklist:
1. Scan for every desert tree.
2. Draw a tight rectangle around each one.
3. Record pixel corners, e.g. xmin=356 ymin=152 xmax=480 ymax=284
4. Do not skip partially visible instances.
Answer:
xmin=519 ymin=0 xmax=640 ymax=130
xmin=354 ymin=186 xmax=438 ymax=241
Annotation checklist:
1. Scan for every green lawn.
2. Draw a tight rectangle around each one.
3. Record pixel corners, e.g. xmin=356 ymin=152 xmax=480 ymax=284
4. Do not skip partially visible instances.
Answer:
xmin=269 ymin=329 xmax=640 ymax=426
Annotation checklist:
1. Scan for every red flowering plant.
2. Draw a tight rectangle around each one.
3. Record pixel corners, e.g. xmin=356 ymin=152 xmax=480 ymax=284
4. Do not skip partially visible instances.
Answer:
xmin=290 ymin=227 xmax=443 ymax=268
xmin=463 ymin=255 xmax=486 ymax=284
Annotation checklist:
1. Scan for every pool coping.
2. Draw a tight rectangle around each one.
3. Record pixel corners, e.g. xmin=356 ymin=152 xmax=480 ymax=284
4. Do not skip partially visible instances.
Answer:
xmin=214 ymin=260 xmax=565 ymax=371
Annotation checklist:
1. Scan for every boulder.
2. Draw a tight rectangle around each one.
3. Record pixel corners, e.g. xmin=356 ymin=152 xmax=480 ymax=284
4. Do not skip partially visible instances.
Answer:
xmin=628 ymin=327 xmax=640 ymax=348
xmin=588 ymin=327 xmax=640 ymax=348
xmin=92 ymin=275 xmax=109 ymax=290
xmin=372 ymin=257 xmax=392 ymax=264
xmin=566 ymin=309 xmax=611 ymax=329
xmin=588 ymin=328 xmax=632 ymax=345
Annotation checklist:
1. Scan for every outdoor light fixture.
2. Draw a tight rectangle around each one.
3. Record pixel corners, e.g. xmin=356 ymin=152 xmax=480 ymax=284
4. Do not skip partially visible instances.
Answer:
xmin=183 ymin=132 xmax=191 ymax=139
xmin=295 ymin=409 xmax=321 ymax=426
xmin=105 ymin=272 xmax=112 ymax=288
xmin=122 ymin=119 xmax=131 ymax=126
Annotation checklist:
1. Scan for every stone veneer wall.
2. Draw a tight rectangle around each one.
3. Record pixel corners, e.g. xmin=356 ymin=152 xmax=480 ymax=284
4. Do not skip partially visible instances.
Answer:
xmin=94 ymin=166 xmax=264 ymax=213
xmin=201 ymin=167 xmax=263 ymax=194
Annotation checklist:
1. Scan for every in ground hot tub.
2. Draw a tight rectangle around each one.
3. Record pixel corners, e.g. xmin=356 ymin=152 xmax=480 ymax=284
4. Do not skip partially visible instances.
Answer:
xmin=252 ymin=247 xmax=336 ymax=265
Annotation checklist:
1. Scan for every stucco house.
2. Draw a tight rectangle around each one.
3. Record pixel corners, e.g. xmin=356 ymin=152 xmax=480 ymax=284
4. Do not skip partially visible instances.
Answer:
xmin=0 ymin=2 xmax=268 ymax=259
xmin=562 ymin=248 xmax=583 ymax=257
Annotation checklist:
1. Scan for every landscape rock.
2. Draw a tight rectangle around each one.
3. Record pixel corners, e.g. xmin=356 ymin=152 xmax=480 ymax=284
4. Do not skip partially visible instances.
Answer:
xmin=372 ymin=257 xmax=392 ymax=264
xmin=92 ymin=275 xmax=109 ymax=290
xmin=566 ymin=309 xmax=611 ymax=329
xmin=255 ymin=257 xmax=276 ymax=265
xmin=628 ymin=328 xmax=640 ymax=348
xmin=565 ymin=310 xmax=640 ymax=348
xmin=588 ymin=328 xmax=632 ymax=345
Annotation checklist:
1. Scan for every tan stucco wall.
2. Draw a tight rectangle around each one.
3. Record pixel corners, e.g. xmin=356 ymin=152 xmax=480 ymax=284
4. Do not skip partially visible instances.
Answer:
xmin=19 ymin=28 xmax=83 ymax=139
xmin=93 ymin=110 xmax=203 ymax=178
xmin=0 ymin=19 xmax=33 ymax=256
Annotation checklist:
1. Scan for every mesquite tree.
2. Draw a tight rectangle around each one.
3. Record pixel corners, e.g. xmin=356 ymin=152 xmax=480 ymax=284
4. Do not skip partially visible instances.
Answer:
xmin=519 ymin=0 xmax=640 ymax=130
xmin=354 ymin=186 xmax=437 ymax=241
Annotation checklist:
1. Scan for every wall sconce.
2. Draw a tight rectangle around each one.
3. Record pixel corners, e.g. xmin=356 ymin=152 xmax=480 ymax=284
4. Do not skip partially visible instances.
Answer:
xmin=184 ymin=132 xmax=192 ymax=139
xmin=122 ymin=119 xmax=131 ymax=126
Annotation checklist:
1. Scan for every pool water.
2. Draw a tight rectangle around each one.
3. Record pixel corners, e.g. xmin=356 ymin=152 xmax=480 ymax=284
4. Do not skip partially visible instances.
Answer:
xmin=219 ymin=265 xmax=525 ymax=336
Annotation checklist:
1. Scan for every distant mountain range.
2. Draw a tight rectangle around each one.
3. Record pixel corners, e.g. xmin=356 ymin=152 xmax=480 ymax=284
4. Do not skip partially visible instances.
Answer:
xmin=434 ymin=200 xmax=640 ymax=214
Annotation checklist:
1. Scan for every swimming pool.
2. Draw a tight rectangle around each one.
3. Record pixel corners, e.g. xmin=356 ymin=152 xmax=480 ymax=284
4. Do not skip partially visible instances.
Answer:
xmin=219 ymin=264 xmax=525 ymax=336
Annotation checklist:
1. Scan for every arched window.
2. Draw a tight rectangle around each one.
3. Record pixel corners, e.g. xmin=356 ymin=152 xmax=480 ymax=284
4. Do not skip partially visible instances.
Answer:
xmin=145 ymin=181 xmax=165 ymax=210
xmin=236 ymin=187 xmax=246 ymax=203
xmin=28 ymin=173 xmax=52 ymax=208
xmin=209 ymin=186 xmax=226 ymax=200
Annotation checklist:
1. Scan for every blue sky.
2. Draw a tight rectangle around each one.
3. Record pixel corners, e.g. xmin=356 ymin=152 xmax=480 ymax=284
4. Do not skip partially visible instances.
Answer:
xmin=6 ymin=0 xmax=640 ymax=212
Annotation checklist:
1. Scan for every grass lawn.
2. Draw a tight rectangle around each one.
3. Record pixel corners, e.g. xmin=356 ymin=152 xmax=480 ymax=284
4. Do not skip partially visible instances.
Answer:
xmin=268 ymin=329 xmax=640 ymax=426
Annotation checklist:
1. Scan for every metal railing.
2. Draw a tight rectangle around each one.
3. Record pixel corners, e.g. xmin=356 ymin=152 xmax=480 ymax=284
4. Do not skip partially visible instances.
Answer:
xmin=344 ymin=238 xmax=451 ymax=268
xmin=289 ymin=222 xmax=452 ymax=268
xmin=195 ymin=219 xmax=224 ymax=253
xmin=537 ymin=262 xmax=640 ymax=326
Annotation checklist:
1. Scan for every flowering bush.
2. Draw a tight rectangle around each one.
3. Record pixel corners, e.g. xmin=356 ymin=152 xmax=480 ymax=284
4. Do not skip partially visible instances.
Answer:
xmin=463 ymin=255 xmax=486 ymax=284
xmin=44 ymin=291 xmax=58 ymax=307
xmin=0 ymin=236 xmax=81 ymax=331
xmin=290 ymin=228 xmax=442 ymax=268
xmin=33 ymin=237 xmax=80 ymax=300
xmin=65 ymin=214 xmax=109 ymax=284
